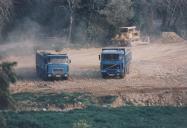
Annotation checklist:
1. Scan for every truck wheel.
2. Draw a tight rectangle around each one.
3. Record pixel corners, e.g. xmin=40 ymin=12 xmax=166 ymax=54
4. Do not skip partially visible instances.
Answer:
xmin=39 ymin=69 xmax=43 ymax=78
xmin=102 ymin=74 xmax=107 ymax=79
xmin=43 ymin=74 xmax=48 ymax=81
xmin=36 ymin=67 xmax=39 ymax=75
xmin=127 ymin=65 xmax=130 ymax=74
xmin=49 ymin=77 xmax=53 ymax=81
xmin=120 ymin=73 xmax=125 ymax=79
xmin=37 ymin=68 xmax=40 ymax=77
xmin=64 ymin=77 xmax=68 ymax=80
xmin=127 ymin=67 xmax=129 ymax=74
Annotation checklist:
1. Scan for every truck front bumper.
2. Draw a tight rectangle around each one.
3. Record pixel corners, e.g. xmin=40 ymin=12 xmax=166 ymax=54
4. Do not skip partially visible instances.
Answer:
xmin=48 ymin=73 xmax=68 ymax=78
xmin=101 ymin=70 xmax=122 ymax=76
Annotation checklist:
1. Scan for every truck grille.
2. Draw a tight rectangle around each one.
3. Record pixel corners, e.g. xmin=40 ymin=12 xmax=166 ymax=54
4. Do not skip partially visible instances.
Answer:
xmin=53 ymin=69 xmax=64 ymax=75
xmin=103 ymin=64 xmax=120 ymax=70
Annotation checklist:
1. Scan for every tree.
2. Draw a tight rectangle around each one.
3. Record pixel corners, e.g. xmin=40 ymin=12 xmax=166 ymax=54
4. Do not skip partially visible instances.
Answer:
xmin=133 ymin=0 xmax=187 ymax=35
xmin=0 ymin=114 xmax=7 ymax=128
xmin=100 ymin=0 xmax=133 ymax=27
xmin=156 ymin=0 xmax=187 ymax=31
xmin=132 ymin=0 xmax=158 ymax=34
xmin=66 ymin=0 xmax=81 ymax=42
xmin=0 ymin=62 xmax=17 ymax=109
xmin=0 ymin=0 xmax=13 ymax=39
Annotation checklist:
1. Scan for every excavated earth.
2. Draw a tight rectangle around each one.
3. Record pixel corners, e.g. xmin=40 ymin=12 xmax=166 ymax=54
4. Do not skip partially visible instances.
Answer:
xmin=1 ymin=40 xmax=187 ymax=110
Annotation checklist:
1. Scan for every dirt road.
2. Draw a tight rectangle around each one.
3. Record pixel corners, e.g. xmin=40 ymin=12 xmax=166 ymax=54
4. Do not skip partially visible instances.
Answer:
xmin=2 ymin=41 xmax=187 ymax=106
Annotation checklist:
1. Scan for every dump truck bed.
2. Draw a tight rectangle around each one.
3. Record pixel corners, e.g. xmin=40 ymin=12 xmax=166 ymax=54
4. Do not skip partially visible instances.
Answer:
xmin=36 ymin=50 xmax=67 ymax=56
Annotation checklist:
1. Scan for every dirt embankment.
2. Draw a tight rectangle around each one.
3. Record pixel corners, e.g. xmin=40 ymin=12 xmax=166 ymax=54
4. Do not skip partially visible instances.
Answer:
xmin=162 ymin=32 xmax=185 ymax=43
xmin=1 ymin=40 xmax=187 ymax=108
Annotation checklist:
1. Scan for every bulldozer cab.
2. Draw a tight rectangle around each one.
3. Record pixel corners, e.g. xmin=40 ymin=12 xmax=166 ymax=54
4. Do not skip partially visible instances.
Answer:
xmin=119 ymin=26 xmax=136 ymax=33
xmin=113 ymin=26 xmax=140 ymax=47
xmin=119 ymin=26 xmax=139 ymax=39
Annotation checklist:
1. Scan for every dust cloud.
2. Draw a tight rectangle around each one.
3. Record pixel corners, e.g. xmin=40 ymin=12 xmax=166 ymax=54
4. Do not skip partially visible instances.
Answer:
xmin=1 ymin=19 xmax=68 ymax=57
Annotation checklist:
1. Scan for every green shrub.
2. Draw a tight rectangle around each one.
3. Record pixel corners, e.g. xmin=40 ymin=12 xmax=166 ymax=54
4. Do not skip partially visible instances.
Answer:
xmin=0 ymin=114 xmax=7 ymax=128
xmin=0 ymin=62 xmax=17 ymax=109
xmin=73 ymin=120 xmax=91 ymax=128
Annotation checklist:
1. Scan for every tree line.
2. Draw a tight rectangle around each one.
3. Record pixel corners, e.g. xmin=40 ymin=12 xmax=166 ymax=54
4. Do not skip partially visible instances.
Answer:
xmin=0 ymin=0 xmax=187 ymax=43
xmin=0 ymin=62 xmax=16 ymax=127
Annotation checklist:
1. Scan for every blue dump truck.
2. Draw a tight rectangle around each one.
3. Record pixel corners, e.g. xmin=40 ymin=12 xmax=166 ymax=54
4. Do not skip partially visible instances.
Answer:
xmin=99 ymin=47 xmax=132 ymax=78
xmin=36 ymin=50 xmax=71 ymax=80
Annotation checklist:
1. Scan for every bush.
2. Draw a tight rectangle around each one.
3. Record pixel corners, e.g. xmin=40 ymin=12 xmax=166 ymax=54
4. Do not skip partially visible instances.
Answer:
xmin=0 ymin=62 xmax=17 ymax=109
xmin=73 ymin=120 xmax=91 ymax=128
xmin=0 ymin=114 xmax=7 ymax=128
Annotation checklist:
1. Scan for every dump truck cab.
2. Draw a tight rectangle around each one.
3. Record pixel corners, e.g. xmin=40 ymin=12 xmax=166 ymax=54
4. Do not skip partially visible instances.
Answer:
xmin=36 ymin=50 xmax=71 ymax=80
xmin=99 ymin=48 xmax=132 ymax=78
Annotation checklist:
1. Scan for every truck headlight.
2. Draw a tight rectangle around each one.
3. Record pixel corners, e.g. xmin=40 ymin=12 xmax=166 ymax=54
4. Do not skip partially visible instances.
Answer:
xmin=102 ymin=70 xmax=106 ymax=73
xmin=64 ymin=74 xmax=68 ymax=77
xmin=48 ymin=74 xmax=52 ymax=77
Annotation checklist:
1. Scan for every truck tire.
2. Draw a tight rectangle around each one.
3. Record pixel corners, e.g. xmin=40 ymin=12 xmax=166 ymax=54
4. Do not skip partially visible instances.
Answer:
xmin=120 ymin=73 xmax=125 ymax=79
xmin=38 ymin=69 xmax=42 ymax=78
xmin=127 ymin=67 xmax=129 ymax=74
xmin=102 ymin=73 xmax=107 ymax=79
xmin=64 ymin=76 xmax=68 ymax=80
xmin=36 ymin=67 xmax=39 ymax=75
xmin=42 ymin=73 xmax=48 ymax=81
xmin=36 ymin=67 xmax=39 ymax=77
xmin=120 ymin=67 xmax=127 ymax=78
xmin=127 ymin=65 xmax=130 ymax=74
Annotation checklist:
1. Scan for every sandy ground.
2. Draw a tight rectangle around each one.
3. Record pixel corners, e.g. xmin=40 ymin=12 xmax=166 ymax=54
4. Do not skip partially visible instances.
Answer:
xmin=1 ymin=41 xmax=187 ymax=106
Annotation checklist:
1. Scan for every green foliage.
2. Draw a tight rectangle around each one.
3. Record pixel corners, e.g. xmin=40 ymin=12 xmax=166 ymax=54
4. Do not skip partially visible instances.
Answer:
xmin=73 ymin=120 xmax=91 ymax=128
xmin=0 ymin=0 xmax=13 ymax=40
xmin=1 ymin=0 xmax=135 ymax=44
xmin=1 ymin=0 xmax=187 ymax=42
xmin=13 ymin=92 xmax=93 ymax=106
xmin=13 ymin=92 xmax=118 ymax=108
xmin=0 ymin=62 xmax=17 ymax=85
xmin=0 ymin=114 xmax=7 ymax=128
xmin=100 ymin=0 xmax=133 ymax=27
xmin=132 ymin=0 xmax=187 ymax=34
xmin=0 ymin=61 xmax=17 ymax=109
xmin=2 ymin=107 xmax=187 ymax=128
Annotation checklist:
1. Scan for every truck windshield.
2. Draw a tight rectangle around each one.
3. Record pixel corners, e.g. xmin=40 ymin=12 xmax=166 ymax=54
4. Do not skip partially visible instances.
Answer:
xmin=49 ymin=57 xmax=68 ymax=64
xmin=102 ymin=54 xmax=119 ymax=61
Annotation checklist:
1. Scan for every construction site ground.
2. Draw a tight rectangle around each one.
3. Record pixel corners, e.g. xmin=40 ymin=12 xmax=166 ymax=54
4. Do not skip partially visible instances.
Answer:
xmin=1 ymin=40 xmax=187 ymax=110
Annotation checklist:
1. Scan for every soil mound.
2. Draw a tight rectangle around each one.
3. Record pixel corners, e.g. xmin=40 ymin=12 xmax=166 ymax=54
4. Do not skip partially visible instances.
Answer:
xmin=162 ymin=32 xmax=184 ymax=43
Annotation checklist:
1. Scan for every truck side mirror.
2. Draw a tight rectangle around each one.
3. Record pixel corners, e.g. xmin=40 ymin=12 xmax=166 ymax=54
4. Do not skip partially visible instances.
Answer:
xmin=99 ymin=55 xmax=101 ymax=60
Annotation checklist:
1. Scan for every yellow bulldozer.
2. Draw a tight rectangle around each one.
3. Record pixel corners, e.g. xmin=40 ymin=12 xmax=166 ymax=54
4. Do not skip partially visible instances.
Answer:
xmin=112 ymin=26 xmax=140 ymax=46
